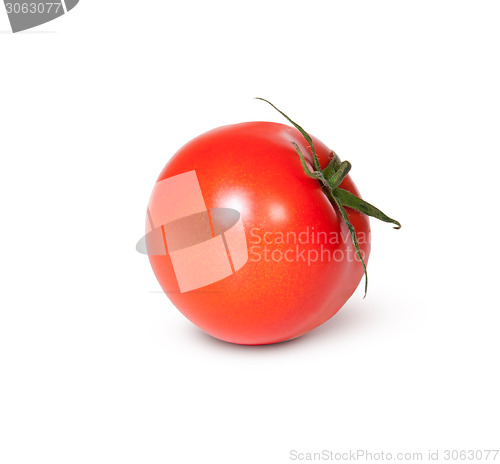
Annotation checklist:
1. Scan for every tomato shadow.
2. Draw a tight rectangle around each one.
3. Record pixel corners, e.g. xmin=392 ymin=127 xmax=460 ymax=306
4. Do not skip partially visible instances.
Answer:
xmin=299 ymin=302 xmax=369 ymax=343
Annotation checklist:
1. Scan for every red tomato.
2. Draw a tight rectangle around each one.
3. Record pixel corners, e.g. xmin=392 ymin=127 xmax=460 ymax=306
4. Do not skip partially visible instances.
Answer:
xmin=146 ymin=122 xmax=370 ymax=345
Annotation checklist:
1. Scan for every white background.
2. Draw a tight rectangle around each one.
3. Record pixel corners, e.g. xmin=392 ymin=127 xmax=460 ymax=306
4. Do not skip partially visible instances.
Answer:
xmin=1 ymin=1 xmax=499 ymax=463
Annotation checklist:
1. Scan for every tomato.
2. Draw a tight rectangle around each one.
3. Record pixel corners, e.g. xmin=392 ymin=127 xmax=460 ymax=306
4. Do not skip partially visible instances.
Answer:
xmin=143 ymin=120 xmax=372 ymax=345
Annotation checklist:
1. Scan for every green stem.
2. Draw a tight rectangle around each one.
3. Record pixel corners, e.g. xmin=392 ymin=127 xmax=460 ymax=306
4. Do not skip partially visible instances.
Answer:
xmin=326 ymin=160 xmax=351 ymax=190
xmin=257 ymin=98 xmax=401 ymax=297
xmin=323 ymin=151 xmax=342 ymax=178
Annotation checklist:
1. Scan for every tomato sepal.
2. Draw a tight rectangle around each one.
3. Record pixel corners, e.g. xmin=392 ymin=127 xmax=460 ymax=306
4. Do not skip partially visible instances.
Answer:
xmin=333 ymin=188 xmax=401 ymax=230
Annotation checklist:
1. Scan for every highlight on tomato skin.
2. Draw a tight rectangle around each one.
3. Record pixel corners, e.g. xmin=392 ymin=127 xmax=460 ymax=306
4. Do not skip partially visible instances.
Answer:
xmin=137 ymin=101 xmax=400 ymax=345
